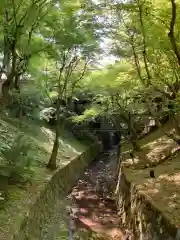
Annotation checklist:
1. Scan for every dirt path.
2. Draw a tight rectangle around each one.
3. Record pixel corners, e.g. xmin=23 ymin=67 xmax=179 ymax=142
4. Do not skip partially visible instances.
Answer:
xmin=67 ymin=148 xmax=127 ymax=240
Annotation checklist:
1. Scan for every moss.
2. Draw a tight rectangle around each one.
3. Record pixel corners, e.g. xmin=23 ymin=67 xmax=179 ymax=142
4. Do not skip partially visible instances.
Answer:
xmin=0 ymin=142 xmax=101 ymax=240
xmin=115 ymin=169 xmax=179 ymax=239
xmin=121 ymin=119 xmax=175 ymax=154
xmin=0 ymin=115 xmax=96 ymax=240
xmin=0 ymin=115 xmax=88 ymax=166
xmin=117 ymin=119 xmax=180 ymax=239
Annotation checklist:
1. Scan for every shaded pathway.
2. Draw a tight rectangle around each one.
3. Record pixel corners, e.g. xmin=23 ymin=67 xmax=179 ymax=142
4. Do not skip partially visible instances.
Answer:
xmin=67 ymin=149 xmax=126 ymax=239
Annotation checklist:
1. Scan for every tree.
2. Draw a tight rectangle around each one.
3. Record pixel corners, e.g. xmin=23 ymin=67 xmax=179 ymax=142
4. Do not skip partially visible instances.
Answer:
xmin=0 ymin=0 xmax=51 ymax=102
xmin=72 ymin=60 xmax=143 ymax=150
xmin=45 ymin=1 xmax=100 ymax=169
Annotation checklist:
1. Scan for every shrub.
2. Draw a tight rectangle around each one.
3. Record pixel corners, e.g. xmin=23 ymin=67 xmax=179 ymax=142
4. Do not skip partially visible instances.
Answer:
xmin=7 ymin=89 xmax=41 ymax=120
xmin=0 ymin=134 xmax=35 ymax=183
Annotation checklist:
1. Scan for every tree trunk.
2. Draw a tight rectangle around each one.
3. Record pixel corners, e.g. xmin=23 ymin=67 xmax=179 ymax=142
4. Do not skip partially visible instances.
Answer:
xmin=127 ymin=112 xmax=140 ymax=151
xmin=171 ymin=111 xmax=180 ymax=137
xmin=47 ymin=97 xmax=60 ymax=170
xmin=114 ymin=110 xmax=139 ymax=151
xmin=0 ymin=10 xmax=11 ymax=80
xmin=130 ymin=36 xmax=144 ymax=83
xmin=1 ymin=50 xmax=17 ymax=101
xmin=14 ymin=75 xmax=20 ymax=92
xmin=1 ymin=78 xmax=12 ymax=101
xmin=47 ymin=129 xmax=59 ymax=169
xmin=131 ymin=137 xmax=139 ymax=151
xmin=137 ymin=0 xmax=151 ymax=85
xmin=169 ymin=0 xmax=180 ymax=66
xmin=115 ymin=142 xmax=121 ymax=181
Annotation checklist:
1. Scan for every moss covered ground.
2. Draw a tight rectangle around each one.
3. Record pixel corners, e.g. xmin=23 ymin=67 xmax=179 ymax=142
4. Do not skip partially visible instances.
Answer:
xmin=121 ymin=118 xmax=180 ymax=227
xmin=0 ymin=115 xmax=89 ymax=240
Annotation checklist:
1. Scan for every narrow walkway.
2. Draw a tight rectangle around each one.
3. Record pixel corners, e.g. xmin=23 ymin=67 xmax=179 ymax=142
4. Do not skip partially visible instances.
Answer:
xmin=68 ymin=149 xmax=126 ymax=239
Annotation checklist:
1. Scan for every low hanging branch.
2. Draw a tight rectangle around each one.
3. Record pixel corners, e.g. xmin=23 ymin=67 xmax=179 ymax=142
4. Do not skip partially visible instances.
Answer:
xmin=168 ymin=0 xmax=180 ymax=66
xmin=130 ymin=34 xmax=144 ymax=83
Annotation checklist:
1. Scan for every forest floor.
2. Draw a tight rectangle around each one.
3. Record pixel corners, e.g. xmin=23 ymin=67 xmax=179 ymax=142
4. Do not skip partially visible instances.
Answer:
xmin=0 ymin=115 xmax=88 ymax=240
xmin=121 ymin=119 xmax=180 ymax=227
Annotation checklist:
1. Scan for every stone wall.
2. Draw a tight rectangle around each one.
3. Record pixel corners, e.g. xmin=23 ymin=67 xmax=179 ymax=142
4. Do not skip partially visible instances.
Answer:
xmin=12 ymin=142 xmax=102 ymax=240
xmin=115 ymin=166 xmax=180 ymax=240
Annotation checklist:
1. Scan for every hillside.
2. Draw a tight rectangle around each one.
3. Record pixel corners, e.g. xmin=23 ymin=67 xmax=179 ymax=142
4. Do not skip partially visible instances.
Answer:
xmin=0 ymin=116 xmax=89 ymax=240
xmin=120 ymin=119 xmax=180 ymax=231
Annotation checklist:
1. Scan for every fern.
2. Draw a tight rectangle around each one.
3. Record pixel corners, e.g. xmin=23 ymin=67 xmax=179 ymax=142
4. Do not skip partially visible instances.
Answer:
xmin=0 ymin=133 xmax=35 ymax=183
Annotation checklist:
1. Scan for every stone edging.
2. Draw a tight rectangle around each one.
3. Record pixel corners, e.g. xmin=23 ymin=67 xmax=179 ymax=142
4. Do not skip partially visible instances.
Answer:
xmin=12 ymin=142 xmax=102 ymax=240
xmin=115 ymin=166 xmax=180 ymax=240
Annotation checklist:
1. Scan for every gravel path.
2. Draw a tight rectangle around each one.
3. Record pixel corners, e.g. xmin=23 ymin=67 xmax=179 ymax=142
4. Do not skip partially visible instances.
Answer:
xmin=67 ymin=148 xmax=126 ymax=240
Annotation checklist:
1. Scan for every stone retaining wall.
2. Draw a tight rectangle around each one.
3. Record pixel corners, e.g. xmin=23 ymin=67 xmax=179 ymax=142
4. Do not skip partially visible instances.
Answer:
xmin=12 ymin=142 xmax=102 ymax=240
xmin=115 ymin=166 xmax=180 ymax=240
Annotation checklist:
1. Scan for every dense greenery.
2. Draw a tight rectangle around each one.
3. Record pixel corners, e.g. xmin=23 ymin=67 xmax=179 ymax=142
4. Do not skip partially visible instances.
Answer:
xmin=0 ymin=0 xmax=180 ymax=177
xmin=0 ymin=1 xmax=180 ymax=239
xmin=72 ymin=0 xmax=180 ymax=151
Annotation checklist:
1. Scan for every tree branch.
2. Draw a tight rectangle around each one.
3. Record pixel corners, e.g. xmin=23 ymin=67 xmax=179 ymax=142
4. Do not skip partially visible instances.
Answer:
xmin=136 ymin=0 xmax=151 ymax=85
xmin=71 ymin=59 xmax=89 ymax=95
xmin=147 ymin=12 xmax=170 ymax=30
xmin=121 ymin=14 xmax=144 ymax=84
xmin=11 ymin=0 xmax=18 ymax=27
